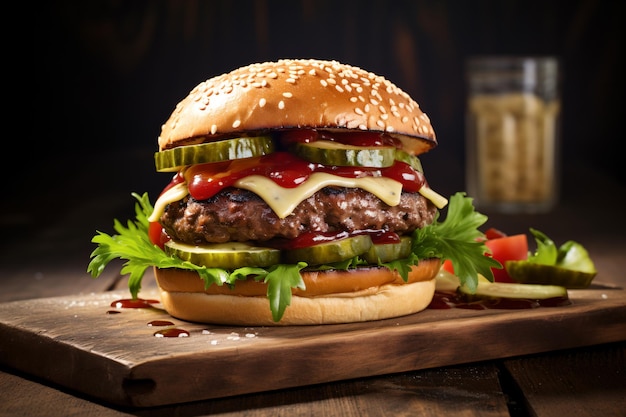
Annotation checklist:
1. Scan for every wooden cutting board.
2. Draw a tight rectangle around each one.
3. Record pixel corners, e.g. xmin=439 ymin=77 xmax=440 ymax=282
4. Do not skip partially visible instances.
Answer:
xmin=1 ymin=285 xmax=624 ymax=408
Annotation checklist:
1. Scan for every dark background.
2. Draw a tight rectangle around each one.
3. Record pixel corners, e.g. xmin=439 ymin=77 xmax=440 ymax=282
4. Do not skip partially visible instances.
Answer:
xmin=6 ymin=0 xmax=625 ymax=247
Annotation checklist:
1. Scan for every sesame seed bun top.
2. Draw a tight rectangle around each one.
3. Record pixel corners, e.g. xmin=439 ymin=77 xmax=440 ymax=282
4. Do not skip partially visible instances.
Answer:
xmin=158 ymin=59 xmax=437 ymax=155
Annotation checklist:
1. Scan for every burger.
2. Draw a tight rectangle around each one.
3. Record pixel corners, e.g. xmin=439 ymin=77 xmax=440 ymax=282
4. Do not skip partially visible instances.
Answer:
xmin=89 ymin=59 xmax=498 ymax=325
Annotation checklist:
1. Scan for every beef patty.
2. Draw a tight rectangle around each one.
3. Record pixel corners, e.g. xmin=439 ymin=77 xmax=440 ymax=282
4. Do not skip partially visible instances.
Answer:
xmin=160 ymin=187 xmax=437 ymax=245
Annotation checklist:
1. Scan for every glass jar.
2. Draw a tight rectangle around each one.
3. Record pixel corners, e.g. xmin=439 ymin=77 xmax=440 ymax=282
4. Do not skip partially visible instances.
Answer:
xmin=465 ymin=56 xmax=561 ymax=213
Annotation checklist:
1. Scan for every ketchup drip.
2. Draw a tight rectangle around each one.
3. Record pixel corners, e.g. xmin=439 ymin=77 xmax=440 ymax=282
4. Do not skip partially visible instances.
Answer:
xmin=153 ymin=328 xmax=190 ymax=338
xmin=147 ymin=320 xmax=175 ymax=327
xmin=110 ymin=298 xmax=159 ymax=309
xmin=428 ymin=291 xmax=571 ymax=310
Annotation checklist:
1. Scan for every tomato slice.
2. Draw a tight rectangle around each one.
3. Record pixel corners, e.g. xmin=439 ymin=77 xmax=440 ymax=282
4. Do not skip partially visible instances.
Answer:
xmin=441 ymin=259 xmax=455 ymax=274
xmin=485 ymin=234 xmax=529 ymax=282
xmin=484 ymin=227 xmax=508 ymax=240
xmin=149 ymin=222 xmax=170 ymax=250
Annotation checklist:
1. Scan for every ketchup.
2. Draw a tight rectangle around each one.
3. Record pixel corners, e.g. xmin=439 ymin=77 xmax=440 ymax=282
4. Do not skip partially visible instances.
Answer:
xmin=183 ymin=152 xmax=425 ymax=201
xmin=110 ymin=298 xmax=159 ymax=309
xmin=428 ymin=291 xmax=571 ymax=310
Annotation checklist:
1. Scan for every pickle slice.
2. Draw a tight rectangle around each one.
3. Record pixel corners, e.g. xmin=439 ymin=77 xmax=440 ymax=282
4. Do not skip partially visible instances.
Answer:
xmin=164 ymin=241 xmax=280 ymax=269
xmin=155 ymin=136 xmax=274 ymax=172
xmin=459 ymin=277 xmax=568 ymax=300
xmin=505 ymin=261 xmax=597 ymax=289
xmin=362 ymin=236 xmax=412 ymax=263
xmin=394 ymin=149 xmax=424 ymax=172
xmin=292 ymin=140 xmax=396 ymax=167
xmin=281 ymin=235 xmax=373 ymax=265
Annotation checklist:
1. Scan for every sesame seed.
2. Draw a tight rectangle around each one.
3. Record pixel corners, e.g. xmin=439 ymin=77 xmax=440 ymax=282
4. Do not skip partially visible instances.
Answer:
xmin=211 ymin=124 xmax=217 ymax=134
xmin=283 ymin=92 xmax=293 ymax=98
xmin=278 ymin=100 xmax=285 ymax=109
xmin=335 ymin=85 xmax=344 ymax=93
xmin=286 ymin=78 xmax=296 ymax=84
xmin=350 ymin=97 xmax=358 ymax=102
xmin=259 ymin=98 xmax=266 ymax=107
xmin=320 ymin=79 xmax=328 ymax=87
xmin=376 ymin=120 xmax=385 ymax=128
xmin=354 ymin=107 xmax=364 ymax=116
xmin=232 ymin=120 xmax=241 ymax=128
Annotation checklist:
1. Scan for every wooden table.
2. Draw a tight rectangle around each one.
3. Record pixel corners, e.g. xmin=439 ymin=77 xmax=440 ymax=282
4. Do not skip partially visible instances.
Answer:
xmin=1 ymin=149 xmax=625 ymax=416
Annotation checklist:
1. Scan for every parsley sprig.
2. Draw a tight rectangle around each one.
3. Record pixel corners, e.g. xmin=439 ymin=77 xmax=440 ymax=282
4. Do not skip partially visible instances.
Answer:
xmin=88 ymin=191 xmax=497 ymax=322
xmin=412 ymin=192 xmax=500 ymax=292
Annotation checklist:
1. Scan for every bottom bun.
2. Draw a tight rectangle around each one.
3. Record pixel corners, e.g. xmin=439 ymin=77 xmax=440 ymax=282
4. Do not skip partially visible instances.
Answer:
xmin=154 ymin=260 xmax=439 ymax=325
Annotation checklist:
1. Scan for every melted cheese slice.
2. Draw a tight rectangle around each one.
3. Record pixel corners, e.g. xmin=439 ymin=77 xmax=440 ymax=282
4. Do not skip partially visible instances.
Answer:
xmin=147 ymin=183 xmax=188 ymax=223
xmin=235 ymin=173 xmax=403 ymax=219
xmin=148 ymin=172 xmax=448 ymax=222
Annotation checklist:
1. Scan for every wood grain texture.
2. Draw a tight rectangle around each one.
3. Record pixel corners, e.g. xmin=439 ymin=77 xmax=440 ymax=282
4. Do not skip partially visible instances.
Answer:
xmin=1 ymin=287 xmax=624 ymax=407
xmin=503 ymin=342 xmax=626 ymax=417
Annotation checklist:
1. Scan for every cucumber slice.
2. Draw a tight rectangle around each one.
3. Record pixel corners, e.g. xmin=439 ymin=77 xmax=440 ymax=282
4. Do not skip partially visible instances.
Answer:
xmin=459 ymin=279 xmax=568 ymax=300
xmin=434 ymin=268 xmax=462 ymax=292
xmin=292 ymin=140 xmax=396 ymax=167
xmin=155 ymin=136 xmax=274 ymax=172
xmin=362 ymin=236 xmax=412 ymax=263
xmin=165 ymin=241 xmax=280 ymax=269
xmin=281 ymin=235 xmax=373 ymax=265
xmin=505 ymin=261 xmax=596 ymax=289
